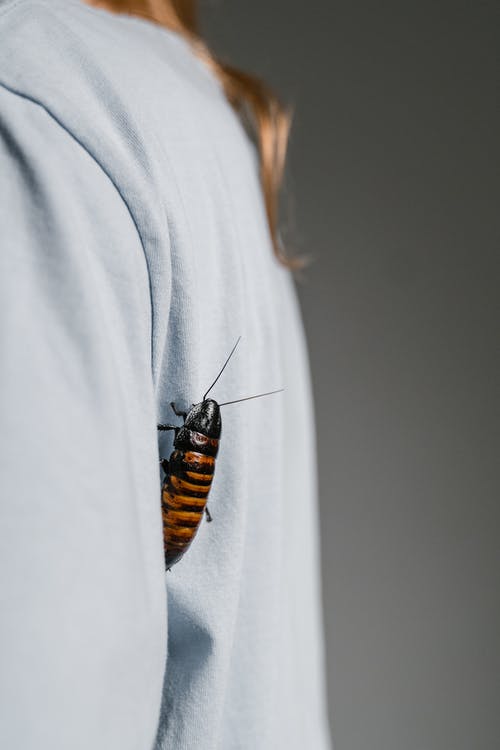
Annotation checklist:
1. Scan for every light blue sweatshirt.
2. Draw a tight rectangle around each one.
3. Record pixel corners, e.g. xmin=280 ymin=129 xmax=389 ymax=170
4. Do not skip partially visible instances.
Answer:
xmin=0 ymin=1 xmax=331 ymax=748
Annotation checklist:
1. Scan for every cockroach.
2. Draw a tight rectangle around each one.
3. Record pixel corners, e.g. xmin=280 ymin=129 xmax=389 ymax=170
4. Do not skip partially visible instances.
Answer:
xmin=157 ymin=337 xmax=282 ymax=570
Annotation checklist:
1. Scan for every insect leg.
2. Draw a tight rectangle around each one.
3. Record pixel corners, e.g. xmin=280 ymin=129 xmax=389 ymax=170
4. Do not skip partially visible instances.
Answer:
xmin=170 ymin=401 xmax=187 ymax=420
xmin=204 ymin=506 xmax=213 ymax=523
xmin=157 ymin=423 xmax=178 ymax=432
xmin=160 ymin=458 xmax=170 ymax=474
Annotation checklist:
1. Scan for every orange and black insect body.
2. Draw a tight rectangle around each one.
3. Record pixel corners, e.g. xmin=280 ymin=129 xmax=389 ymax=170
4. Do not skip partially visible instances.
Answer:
xmin=158 ymin=398 xmax=221 ymax=569
xmin=158 ymin=337 xmax=282 ymax=570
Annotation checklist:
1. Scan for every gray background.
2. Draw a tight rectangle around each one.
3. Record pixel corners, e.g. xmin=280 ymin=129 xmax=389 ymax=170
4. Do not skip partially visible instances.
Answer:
xmin=201 ymin=2 xmax=499 ymax=749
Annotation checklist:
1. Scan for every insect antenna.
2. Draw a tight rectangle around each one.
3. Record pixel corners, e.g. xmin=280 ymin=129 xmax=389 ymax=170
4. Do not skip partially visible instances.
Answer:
xmin=203 ymin=336 xmax=241 ymax=400
xmin=219 ymin=388 xmax=284 ymax=407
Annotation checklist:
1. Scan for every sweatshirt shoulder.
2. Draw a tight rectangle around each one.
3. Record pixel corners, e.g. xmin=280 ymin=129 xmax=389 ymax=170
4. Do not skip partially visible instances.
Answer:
xmin=0 ymin=0 xmax=240 ymax=199
xmin=0 ymin=0 xmax=229 ymax=145
xmin=0 ymin=0 xmax=241 ymax=197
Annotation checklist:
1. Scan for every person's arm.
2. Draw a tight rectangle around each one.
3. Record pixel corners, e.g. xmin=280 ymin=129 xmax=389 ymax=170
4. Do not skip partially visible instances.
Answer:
xmin=0 ymin=86 xmax=166 ymax=750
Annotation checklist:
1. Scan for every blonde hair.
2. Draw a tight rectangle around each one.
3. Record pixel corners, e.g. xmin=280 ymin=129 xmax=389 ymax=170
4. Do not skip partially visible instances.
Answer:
xmin=87 ymin=0 xmax=302 ymax=269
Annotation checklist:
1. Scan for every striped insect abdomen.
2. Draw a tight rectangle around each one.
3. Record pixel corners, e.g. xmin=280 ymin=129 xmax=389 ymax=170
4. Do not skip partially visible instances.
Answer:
xmin=161 ymin=438 xmax=218 ymax=568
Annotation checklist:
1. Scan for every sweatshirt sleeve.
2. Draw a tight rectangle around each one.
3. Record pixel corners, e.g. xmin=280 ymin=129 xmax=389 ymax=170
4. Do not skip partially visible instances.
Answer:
xmin=0 ymin=87 xmax=167 ymax=750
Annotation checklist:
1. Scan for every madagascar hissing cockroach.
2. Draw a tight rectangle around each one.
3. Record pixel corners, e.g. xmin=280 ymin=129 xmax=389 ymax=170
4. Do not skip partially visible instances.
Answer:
xmin=157 ymin=337 xmax=282 ymax=570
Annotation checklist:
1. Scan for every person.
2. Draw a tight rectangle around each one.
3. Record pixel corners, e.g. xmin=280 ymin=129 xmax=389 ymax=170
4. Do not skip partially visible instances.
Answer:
xmin=0 ymin=0 xmax=331 ymax=747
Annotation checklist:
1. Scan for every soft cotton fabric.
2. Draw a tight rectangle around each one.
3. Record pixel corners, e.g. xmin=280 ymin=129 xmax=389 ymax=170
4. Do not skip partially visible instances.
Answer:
xmin=0 ymin=1 xmax=331 ymax=748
